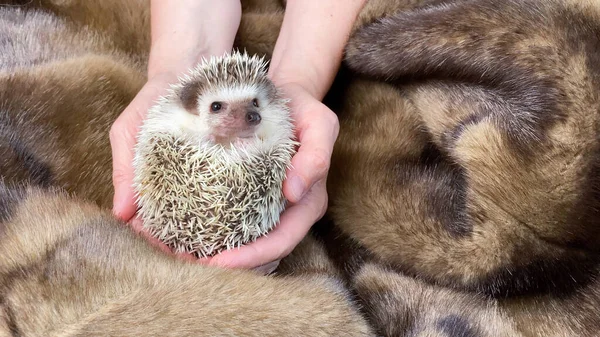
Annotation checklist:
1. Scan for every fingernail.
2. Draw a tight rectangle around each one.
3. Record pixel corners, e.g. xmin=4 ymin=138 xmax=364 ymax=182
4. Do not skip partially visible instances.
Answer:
xmin=288 ymin=174 xmax=306 ymax=201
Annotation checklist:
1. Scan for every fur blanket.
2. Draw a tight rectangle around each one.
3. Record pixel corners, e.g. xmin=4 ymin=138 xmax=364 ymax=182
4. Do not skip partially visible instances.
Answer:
xmin=0 ymin=0 xmax=599 ymax=336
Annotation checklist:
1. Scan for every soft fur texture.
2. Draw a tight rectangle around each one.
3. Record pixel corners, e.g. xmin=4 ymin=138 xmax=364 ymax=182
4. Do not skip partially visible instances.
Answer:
xmin=0 ymin=184 xmax=372 ymax=336
xmin=333 ymin=0 xmax=600 ymax=335
xmin=0 ymin=1 xmax=371 ymax=336
xmin=0 ymin=0 xmax=599 ymax=336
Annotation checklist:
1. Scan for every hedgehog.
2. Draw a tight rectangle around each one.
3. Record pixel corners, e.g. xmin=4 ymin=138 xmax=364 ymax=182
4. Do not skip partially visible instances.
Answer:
xmin=132 ymin=51 xmax=297 ymax=258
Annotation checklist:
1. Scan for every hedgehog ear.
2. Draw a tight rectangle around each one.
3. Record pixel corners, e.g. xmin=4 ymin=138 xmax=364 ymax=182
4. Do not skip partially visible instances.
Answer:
xmin=262 ymin=80 xmax=278 ymax=101
xmin=179 ymin=80 xmax=205 ymax=112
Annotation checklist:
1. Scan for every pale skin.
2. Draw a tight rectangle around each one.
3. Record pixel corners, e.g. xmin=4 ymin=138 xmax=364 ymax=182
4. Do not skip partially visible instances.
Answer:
xmin=110 ymin=0 xmax=367 ymax=271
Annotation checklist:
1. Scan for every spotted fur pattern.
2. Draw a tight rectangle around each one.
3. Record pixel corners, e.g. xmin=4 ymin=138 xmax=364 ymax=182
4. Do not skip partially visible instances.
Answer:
xmin=0 ymin=0 xmax=599 ymax=336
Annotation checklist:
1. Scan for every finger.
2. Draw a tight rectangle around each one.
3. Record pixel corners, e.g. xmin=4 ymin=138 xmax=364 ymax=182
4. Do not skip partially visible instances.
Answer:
xmin=110 ymin=117 xmax=139 ymax=221
xmin=208 ymin=179 xmax=328 ymax=269
xmin=284 ymin=105 xmax=339 ymax=203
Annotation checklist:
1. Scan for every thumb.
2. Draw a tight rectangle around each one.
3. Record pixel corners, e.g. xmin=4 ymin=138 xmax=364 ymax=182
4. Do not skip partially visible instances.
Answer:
xmin=110 ymin=113 xmax=139 ymax=221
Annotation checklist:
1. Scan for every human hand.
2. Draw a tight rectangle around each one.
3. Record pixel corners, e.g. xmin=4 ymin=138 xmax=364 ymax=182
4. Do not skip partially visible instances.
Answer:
xmin=110 ymin=0 xmax=241 ymax=221
xmin=200 ymin=0 xmax=366 ymax=273
xmin=113 ymin=77 xmax=339 ymax=272
xmin=204 ymin=82 xmax=340 ymax=271
xmin=110 ymin=72 xmax=180 ymax=222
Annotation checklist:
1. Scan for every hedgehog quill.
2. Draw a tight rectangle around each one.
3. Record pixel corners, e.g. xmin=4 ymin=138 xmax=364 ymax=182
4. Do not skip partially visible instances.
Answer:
xmin=132 ymin=51 xmax=298 ymax=258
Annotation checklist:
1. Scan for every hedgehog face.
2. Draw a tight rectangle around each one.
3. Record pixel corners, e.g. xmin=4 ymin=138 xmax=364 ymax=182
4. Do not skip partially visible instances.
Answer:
xmin=196 ymin=84 xmax=268 ymax=144
xmin=139 ymin=52 xmax=294 ymax=154
xmin=172 ymin=81 xmax=290 ymax=150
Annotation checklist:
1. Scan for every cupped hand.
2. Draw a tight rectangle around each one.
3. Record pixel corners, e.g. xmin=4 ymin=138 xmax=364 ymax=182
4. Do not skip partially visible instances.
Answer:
xmin=204 ymin=82 xmax=340 ymax=271
xmin=111 ymin=70 xmax=340 ymax=273
xmin=110 ymin=72 xmax=178 ymax=222
xmin=111 ymin=72 xmax=208 ymax=264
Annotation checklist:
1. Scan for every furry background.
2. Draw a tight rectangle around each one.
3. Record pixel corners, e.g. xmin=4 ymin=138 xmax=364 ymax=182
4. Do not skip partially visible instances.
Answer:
xmin=0 ymin=0 xmax=599 ymax=336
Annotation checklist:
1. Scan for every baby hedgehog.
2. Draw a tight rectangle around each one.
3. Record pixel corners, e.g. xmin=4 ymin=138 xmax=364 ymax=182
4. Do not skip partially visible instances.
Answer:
xmin=132 ymin=51 xmax=297 ymax=258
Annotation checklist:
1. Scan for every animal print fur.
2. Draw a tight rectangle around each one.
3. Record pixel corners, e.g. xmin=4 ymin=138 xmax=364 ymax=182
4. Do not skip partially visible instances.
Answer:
xmin=0 ymin=0 xmax=599 ymax=336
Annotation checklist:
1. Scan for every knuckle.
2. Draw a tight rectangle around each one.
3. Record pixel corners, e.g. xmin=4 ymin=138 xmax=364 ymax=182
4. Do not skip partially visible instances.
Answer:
xmin=310 ymin=149 xmax=331 ymax=179
xmin=109 ymin=119 xmax=125 ymax=142
xmin=323 ymin=109 xmax=339 ymax=127
xmin=301 ymin=181 xmax=328 ymax=220
xmin=111 ymin=162 xmax=132 ymax=183
xmin=323 ymin=110 xmax=340 ymax=136
xmin=111 ymin=167 xmax=126 ymax=182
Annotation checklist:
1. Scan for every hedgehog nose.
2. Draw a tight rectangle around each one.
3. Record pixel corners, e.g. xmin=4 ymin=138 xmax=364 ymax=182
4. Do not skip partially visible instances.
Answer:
xmin=246 ymin=111 xmax=261 ymax=125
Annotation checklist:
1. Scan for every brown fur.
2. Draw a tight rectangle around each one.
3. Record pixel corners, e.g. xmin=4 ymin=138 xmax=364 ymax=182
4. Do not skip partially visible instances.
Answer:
xmin=0 ymin=184 xmax=371 ymax=336
xmin=353 ymin=263 xmax=521 ymax=337
xmin=0 ymin=7 xmax=145 ymax=208
xmin=0 ymin=3 xmax=372 ymax=336
xmin=339 ymin=0 xmax=600 ymax=295
xmin=2 ymin=0 xmax=600 ymax=336
xmin=328 ymin=0 xmax=600 ymax=335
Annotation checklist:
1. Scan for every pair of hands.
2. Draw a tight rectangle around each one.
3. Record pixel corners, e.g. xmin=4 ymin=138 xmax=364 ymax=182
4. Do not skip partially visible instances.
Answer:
xmin=109 ymin=70 xmax=339 ymax=271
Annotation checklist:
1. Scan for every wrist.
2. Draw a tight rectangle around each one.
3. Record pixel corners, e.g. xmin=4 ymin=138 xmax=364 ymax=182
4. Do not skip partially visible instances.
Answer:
xmin=147 ymin=41 xmax=233 ymax=80
xmin=148 ymin=0 xmax=242 ymax=79
xmin=269 ymin=64 xmax=323 ymax=100
xmin=267 ymin=0 xmax=367 ymax=101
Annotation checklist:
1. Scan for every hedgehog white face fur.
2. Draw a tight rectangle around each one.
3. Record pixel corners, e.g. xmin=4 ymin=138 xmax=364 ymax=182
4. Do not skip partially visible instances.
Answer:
xmin=132 ymin=51 xmax=297 ymax=258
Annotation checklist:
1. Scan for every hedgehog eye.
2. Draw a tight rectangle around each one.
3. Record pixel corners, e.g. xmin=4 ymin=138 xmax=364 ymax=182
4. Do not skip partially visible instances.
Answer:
xmin=252 ymin=98 xmax=259 ymax=108
xmin=210 ymin=102 xmax=222 ymax=112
